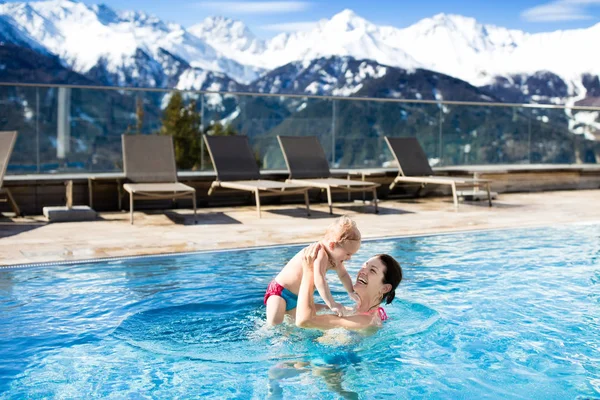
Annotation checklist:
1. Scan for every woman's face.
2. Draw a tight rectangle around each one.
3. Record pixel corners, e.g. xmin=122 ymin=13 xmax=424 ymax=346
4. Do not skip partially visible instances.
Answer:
xmin=354 ymin=256 xmax=387 ymax=303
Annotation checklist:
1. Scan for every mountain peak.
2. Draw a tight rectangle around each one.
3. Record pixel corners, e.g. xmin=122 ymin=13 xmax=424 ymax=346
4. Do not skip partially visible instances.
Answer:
xmin=188 ymin=15 xmax=263 ymax=54
xmin=191 ymin=15 xmax=255 ymax=40
xmin=332 ymin=9 xmax=360 ymax=20
xmin=326 ymin=9 xmax=369 ymax=31
xmin=432 ymin=13 xmax=475 ymax=23
xmin=415 ymin=13 xmax=481 ymax=32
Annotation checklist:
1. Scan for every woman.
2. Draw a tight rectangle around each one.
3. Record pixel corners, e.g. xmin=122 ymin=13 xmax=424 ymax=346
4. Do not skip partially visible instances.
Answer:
xmin=296 ymin=243 xmax=403 ymax=330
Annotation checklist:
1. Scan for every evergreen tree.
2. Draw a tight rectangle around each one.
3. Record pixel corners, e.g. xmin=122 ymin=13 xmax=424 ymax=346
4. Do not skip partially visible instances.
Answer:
xmin=135 ymin=96 xmax=144 ymax=133
xmin=123 ymin=96 xmax=145 ymax=136
xmin=160 ymin=92 xmax=202 ymax=170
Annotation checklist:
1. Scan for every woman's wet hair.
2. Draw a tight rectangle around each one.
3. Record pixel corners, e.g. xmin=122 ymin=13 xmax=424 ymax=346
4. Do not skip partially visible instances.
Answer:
xmin=376 ymin=254 xmax=403 ymax=304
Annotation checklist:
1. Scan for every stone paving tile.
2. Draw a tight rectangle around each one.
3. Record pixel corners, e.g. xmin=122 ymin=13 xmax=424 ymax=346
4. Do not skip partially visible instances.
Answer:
xmin=1 ymin=190 xmax=599 ymax=266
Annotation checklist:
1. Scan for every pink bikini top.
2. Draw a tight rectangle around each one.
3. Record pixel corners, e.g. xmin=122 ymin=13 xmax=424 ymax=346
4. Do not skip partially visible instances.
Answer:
xmin=360 ymin=307 xmax=388 ymax=322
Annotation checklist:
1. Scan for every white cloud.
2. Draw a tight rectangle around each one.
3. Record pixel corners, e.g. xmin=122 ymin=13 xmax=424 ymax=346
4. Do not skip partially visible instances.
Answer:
xmin=260 ymin=21 xmax=318 ymax=32
xmin=521 ymin=0 xmax=600 ymax=22
xmin=196 ymin=1 xmax=311 ymax=15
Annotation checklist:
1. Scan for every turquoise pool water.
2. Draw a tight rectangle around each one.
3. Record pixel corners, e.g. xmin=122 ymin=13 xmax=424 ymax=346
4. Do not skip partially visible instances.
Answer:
xmin=1 ymin=224 xmax=599 ymax=399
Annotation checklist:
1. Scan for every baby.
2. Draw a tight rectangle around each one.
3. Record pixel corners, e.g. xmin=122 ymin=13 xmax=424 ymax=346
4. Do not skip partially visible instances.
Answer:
xmin=264 ymin=215 xmax=361 ymax=325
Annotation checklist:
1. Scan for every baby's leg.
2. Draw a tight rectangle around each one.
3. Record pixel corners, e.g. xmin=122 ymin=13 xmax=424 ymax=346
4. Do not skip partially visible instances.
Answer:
xmin=266 ymin=296 xmax=287 ymax=325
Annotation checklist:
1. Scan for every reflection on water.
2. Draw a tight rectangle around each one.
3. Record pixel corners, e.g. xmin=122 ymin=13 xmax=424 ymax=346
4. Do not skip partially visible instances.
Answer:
xmin=268 ymin=357 xmax=360 ymax=400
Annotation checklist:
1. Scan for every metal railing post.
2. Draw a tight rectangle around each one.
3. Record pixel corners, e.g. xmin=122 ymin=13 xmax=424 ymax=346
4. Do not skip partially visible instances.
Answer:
xmin=438 ymin=104 xmax=443 ymax=166
xmin=331 ymin=99 xmax=336 ymax=165
xmin=528 ymin=109 xmax=532 ymax=164
xmin=36 ymin=87 xmax=40 ymax=173
xmin=200 ymin=94 xmax=205 ymax=170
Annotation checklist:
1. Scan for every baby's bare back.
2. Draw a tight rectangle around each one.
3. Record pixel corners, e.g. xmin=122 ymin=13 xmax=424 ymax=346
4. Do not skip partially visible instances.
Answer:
xmin=274 ymin=248 xmax=306 ymax=295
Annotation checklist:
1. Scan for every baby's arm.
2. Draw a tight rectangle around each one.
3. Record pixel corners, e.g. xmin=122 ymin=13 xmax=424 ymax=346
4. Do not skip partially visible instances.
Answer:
xmin=337 ymin=263 xmax=361 ymax=306
xmin=336 ymin=263 xmax=354 ymax=295
xmin=312 ymin=248 xmax=344 ymax=315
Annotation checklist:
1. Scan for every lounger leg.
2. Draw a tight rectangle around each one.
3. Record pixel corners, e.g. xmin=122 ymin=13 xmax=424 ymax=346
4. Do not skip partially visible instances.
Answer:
xmin=5 ymin=188 xmax=21 ymax=217
xmin=117 ymin=179 xmax=123 ymax=211
xmin=304 ymin=190 xmax=311 ymax=216
xmin=192 ymin=192 xmax=197 ymax=224
xmin=88 ymin=178 xmax=93 ymax=209
xmin=372 ymin=188 xmax=379 ymax=214
xmin=415 ymin=183 xmax=425 ymax=197
xmin=389 ymin=176 xmax=399 ymax=191
xmin=326 ymin=187 xmax=333 ymax=215
xmin=451 ymin=182 xmax=458 ymax=210
xmin=362 ymin=173 xmax=367 ymax=203
xmin=255 ymin=190 xmax=261 ymax=218
xmin=129 ymin=193 xmax=134 ymax=225
xmin=486 ymin=183 xmax=492 ymax=207
xmin=347 ymin=175 xmax=351 ymax=202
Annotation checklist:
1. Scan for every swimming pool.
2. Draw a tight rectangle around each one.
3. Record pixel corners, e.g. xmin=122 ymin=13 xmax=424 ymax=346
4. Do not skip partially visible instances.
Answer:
xmin=1 ymin=223 xmax=599 ymax=398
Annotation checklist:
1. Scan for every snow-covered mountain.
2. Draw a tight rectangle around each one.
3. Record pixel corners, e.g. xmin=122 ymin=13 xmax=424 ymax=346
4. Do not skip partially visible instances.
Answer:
xmin=248 ymin=56 xmax=497 ymax=103
xmin=190 ymin=10 xmax=422 ymax=72
xmin=188 ymin=16 xmax=265 ymax=66
xmin=391 ymin=13 xmax=600 ymax=90
xmin=0 ymin=0 xmax=259 ymax=85
xmin=0 ymin=1 xmax=599 ymax=106
xmin=191 ymin=9 xmax=600 ymax=103
xmin=0 ymin=12 xmax=51 ymax=53
xmin=249 ymin=56 xmax=390 ymax=97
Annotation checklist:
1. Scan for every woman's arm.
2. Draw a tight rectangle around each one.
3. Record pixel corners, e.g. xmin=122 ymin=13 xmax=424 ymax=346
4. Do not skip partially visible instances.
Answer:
xmin=295 ymin=245 xmax=317 ymax=325
xmin=312 ymin=249 xmax=338 ymax=310
xmin=295 ymin=244 xmax=374 ymax=331
xmin=296 ymin=312 xmax=374 ymax=331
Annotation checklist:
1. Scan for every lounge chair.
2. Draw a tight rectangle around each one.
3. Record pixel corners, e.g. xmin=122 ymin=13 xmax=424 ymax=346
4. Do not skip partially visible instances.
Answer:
xmin=203 ymin=135 xmax=311 ymax=218
xmin=384 ymin=137 xmax=492 ymax=208
xmin=0 ymin=131 xmax=21 ymax=216
xmin=277 ymin=135 xmax=380 ymax=214
xmin=122 ymin=134 xmax=196 ymax=224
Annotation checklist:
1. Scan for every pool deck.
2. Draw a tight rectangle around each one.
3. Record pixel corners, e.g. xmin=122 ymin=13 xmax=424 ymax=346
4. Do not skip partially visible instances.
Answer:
xmin=1 ymin=189 xmax=599 ymax=266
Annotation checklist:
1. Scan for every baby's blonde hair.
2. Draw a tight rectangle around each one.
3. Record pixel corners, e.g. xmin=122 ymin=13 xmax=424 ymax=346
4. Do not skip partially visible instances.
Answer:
xmin=323 ymin=215 xmax=361 ymax=243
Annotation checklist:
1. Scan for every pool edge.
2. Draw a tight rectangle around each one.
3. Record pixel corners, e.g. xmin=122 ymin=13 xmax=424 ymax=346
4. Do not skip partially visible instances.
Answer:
xmin=3 ymin=219 xmax=600 ymax=270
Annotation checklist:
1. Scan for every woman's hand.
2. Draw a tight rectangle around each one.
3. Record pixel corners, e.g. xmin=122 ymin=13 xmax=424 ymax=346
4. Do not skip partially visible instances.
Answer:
xmin=303 ymin=242 xmax=322 ymax=272
xmin=349 ymin=291 xmax=362 ymax=307
xmin=329 ymin=302 xmax=346 ymax=317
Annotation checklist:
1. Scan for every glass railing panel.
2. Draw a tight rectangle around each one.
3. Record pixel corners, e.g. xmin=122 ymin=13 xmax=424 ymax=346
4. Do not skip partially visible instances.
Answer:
xmin=0 ymin=85 xmax=38 ymax=174
xmin=566 ymin=108 xmax=600 ymax=164
xmin=15 ymin=86 xmax=163 ymax=174
xmin=1 ymin=83 xmax=599 ymax=175
xmin=439 ymin=104 xmax=532 ymax=166
xmin=529 ymin=107 xmax=580 ymax=164
xmin=201 ymin=94 xmax=333 ymax=171
xmin=576 ymin=137 xmax=600 ymax=164
xmin=333 ymin=101 xmax=441 ymax=169
xmin=66 ymin=87 xmax=134 ymax=172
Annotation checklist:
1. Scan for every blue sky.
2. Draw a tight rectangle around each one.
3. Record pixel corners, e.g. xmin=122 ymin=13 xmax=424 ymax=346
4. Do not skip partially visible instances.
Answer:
xmin=75 ymin=0 xmax=600 ymax=36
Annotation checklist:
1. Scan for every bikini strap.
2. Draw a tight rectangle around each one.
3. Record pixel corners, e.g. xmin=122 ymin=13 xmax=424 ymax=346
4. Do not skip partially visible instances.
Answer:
xmin=360 ymin=306 xmax=388 ymax=322
xmin=377 ymin=307 xmax=388 ymax=322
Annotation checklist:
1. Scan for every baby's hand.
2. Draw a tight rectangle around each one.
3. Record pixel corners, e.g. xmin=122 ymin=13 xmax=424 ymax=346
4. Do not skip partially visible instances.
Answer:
xmin=330 ymin=302 xmax=346 ymax=317
xmin=349 ymin=291 xmax=361 ymax=307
